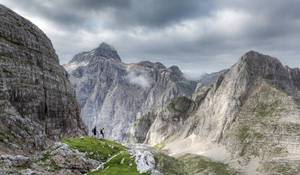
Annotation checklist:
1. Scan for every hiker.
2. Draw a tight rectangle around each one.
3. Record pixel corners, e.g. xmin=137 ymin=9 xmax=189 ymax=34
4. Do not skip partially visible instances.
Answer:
xmin=92 ymin=126 xmax=97 ymax=137
xmin=100 ymin=128 xmax=105 ymax=139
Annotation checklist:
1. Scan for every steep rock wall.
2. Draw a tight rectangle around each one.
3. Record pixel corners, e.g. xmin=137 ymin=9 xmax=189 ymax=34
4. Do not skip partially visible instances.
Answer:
xmin=0 ymin=5 xmax=86 ymax=153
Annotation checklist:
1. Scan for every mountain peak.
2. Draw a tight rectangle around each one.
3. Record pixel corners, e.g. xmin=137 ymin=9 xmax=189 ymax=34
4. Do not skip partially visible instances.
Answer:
xmin=94 ymin=42 xmax=121 ymax=61
xmin=70 ymin=42 xmax=121 ymax=63
xmin=235 ymin=51 xmax=290 ymax=86
xmin=241 ymin=50 xmax=268 ymax=61
xmin=238 ymin=50 xmax=282 ymax=70
xmin=240 ymin=50 xmax=280 ymax=63
xmin=96 ymin=42 xmax=116 ymax=51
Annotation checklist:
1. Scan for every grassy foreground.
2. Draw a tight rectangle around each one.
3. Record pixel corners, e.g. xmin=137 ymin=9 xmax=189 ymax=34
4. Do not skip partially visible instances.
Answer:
xmin=63 ymin=137 xmax=148 ymax=175
xmin=63 ymin=137 xmax=235 ymax=175
xmin=154 ymin=153 xmax=235 ymax=175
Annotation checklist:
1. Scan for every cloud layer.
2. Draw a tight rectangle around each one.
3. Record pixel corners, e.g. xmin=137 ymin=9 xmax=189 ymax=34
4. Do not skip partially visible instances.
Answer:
xmin=1 ymin=0 xmax=300 ymax=78
xmin=125 ymin=69 xmax=151 ymax=89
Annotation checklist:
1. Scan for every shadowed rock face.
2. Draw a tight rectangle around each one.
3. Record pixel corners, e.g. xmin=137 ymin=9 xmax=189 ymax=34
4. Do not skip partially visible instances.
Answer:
xmin=0 ymin=5 xmax=86 ymax=153
xmin=64 ymin=43 xmax=196 ymax=142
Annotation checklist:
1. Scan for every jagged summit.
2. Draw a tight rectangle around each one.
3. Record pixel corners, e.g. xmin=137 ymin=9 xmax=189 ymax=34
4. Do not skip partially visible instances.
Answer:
xmin=94 ymin=42 xmax=121 ymax=61
xmin=169 ymin=65 xmax=183 ymax=75
xmin=234 ymin=51 xmax=287 ymax=81
xmin=97 ymin=42 xmax=117 ymax=52
xmin=137 ymin=61 xmax=166 ymax=69
xmin=227 ymin=50 xmax=300 ymax=93
xmin=239 ymin=50 xmax=282 ymax=67
xmin=70 ymin=42 xmax=121 ymax=63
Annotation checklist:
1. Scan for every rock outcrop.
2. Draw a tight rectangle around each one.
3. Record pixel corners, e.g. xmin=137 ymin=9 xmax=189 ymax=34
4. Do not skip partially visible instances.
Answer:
xmin=64 ymin=43 xmax=196 ymax=142
xmin=145 ymin=51 xmax=300 ymax=174
xmin=0 ymin=142 xmax=99 ymax=175
xmin=0 ymin=4 xmax=86 ymax=154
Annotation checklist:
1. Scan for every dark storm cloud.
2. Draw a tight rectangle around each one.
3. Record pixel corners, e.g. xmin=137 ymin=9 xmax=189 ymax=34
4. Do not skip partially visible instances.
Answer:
xmin=4 ymin=0 xmax=85 ymax=27
xmin=1 ymin=0 xmax=212 ymax=29
xmin=1 ymin=0 xmax=300 ymax=78
xmin=115 ymin=0 xmax=213 ymax=27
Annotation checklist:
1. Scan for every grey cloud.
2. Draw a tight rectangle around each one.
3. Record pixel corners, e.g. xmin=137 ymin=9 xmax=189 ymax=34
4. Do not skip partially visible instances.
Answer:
xmin=1 ymin=0 xmax=300 ymax=78
xmin=2 ymin=0 xmax=213 ymax=29
xmin=114 ymin=0 xmax=213 ymax=27
xmin=125 ymin=69 xmax=151 ymax=88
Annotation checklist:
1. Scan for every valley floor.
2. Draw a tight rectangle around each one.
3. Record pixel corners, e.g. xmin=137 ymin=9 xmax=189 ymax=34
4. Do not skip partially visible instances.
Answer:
xmin=0 ymin=137 xmax=236 ymax=175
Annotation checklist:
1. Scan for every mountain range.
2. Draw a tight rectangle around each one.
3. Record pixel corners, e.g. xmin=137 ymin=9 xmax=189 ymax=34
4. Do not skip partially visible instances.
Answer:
xmin=64 ymin=42 xmax=300 ymax=174
xmin=0 ymin=4 xmax=300 ymax=175
xmin=63 ymin=43 xmax=196 ymax=142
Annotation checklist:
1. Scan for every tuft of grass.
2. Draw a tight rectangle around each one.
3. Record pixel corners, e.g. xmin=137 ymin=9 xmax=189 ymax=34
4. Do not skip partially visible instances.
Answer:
xmin=40 ymin=151 xmax=51 ymax=162
xmin=154 ymin=142 xmax=166 ymax=151
xmin=48 ymin=160 xmax=61 ymax=172
xmin=0 ymin=132 xmax=9 ymax=142
xmin=236 ymin=125 xmax=251 ymax=144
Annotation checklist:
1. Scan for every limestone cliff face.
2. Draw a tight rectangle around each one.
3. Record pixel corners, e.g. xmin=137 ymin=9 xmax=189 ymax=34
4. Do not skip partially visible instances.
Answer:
xmin=0 ymin=5 xmax=86 ymax=153
xmin=64 ymin=43 xmax=196 ymax=142
xmin=146 ymin=51 xmax=300 ymax=174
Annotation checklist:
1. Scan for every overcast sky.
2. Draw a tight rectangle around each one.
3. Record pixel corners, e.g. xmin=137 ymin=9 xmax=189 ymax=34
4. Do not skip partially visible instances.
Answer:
xmin=1 ymin=0 xmax=300 ymax=78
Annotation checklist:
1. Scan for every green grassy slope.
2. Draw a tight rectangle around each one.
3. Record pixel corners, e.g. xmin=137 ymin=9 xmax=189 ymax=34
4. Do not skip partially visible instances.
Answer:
xmin=63 ymin=137 xmax=149 ymax=175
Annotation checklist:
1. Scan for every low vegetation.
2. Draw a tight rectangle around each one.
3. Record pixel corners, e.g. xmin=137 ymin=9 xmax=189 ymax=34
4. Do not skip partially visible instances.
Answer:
xmin=262 ymin=162 xmax=300 ymax=175
xmin=154 ymin=152 xmax=185 ymax=175
xmin=154 ymin=152 xmax=235 ymax=175
xmin=89 ymin=150 xmax=147 ymax=175
xmin=63 ymin=137 xmax=235 ymax=175
xmin=153 ymin=142 xmax=166 ymax=151
xmin=179 ymin=154 xmax=236 ymax=175
xmin=63 ymin=137 xmax=149 ymax=175
xmin=227 ymin=83 xmax=290 ymax=163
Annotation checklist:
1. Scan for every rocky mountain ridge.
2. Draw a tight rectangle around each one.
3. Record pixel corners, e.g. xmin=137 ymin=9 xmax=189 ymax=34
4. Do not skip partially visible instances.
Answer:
xmin=145 ymin=51 xmax=300 ymax=174
xmin=64 ymin=43 xmax=197 ymax=142
xmin=65 ymin=43 xmax=300 ymax=174
xmin=1 ymin=3 xmax=300 ymax=174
